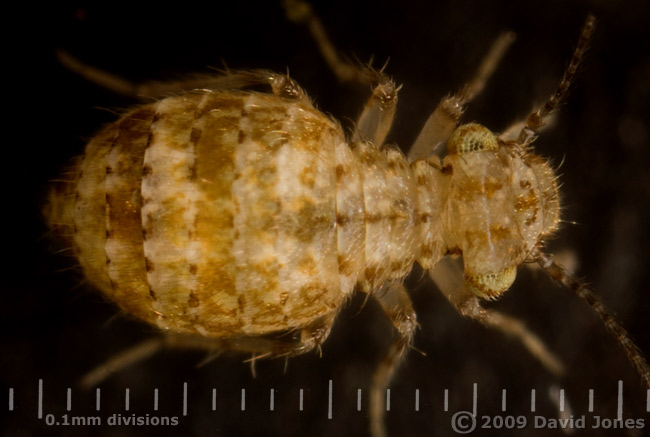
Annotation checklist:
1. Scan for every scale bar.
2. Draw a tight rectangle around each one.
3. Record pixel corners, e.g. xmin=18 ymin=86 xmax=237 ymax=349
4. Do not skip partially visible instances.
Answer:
xmin=386 ymin=389 xmax=391 ymax=412
xmin=241 ymin=389 xmax=246 ymax=411
xmin=444 ymin=389 xmax=448 ymax=412
xmin=212 ymin=389 xmax=216 ymax=411
xmin=646 ymin=389 xmax=649 ymax=412
xmin=299 ymin=389 xmax=304 ymax=411
xmin=66 ymin=388 xmax=71 ymax=411
xmin=357 ymin=389 xmax=361 ymax=412
xmin=559 ymin=389 xmax=565 ymax=412
xmin=154 ymin=388 xmax=159 ymax=411
xmin=269 ymin=389 xmax=275 ymax=411
xmin=327 ymin=380 xmax=333 ymax=419
xmin=37 ymin=379 xmax=42 ymax=419
xmin=530 ymin=389 xmax=536 ymax=412
xmin=501 ymin=389 xmax=506 ymax=412
xmin=472 ymin=383 xmax=477 ymax=416
xmin=415 ymin=389 xmax=419 ymax=412
xmin=96 ymin=388 xmax=101 ymax=411
xmin=9 ymin=388 xmax=14 ymax=411
xmin=588 ymin=389 xmax=594 ymax=412
xmin=125 ymin=389 xmax=130 ymax=411
xmin=617 ymin=380 xmax=623 ymax=420
xmin=183 ymin=382 xmax=188 ymax=417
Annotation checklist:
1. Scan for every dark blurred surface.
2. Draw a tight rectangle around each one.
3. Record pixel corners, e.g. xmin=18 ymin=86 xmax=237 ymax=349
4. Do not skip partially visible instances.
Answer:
xmin=3 ymin=1 xmax=650 ymax=436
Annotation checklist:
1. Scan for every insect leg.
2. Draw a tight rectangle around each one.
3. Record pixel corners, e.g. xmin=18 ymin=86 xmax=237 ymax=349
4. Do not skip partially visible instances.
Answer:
xmin=407 ymin=31 xmax=515 ymax=162
xmin=370 ymin=281 xmax=417 ymax=437
xmin=80 ymin=314 xmax=337 ymax=388
xmin=58 ymin=50 xmax=307 ymax=101
xmin=284 ymin=0 xmax=371 ymax=85
xmin=351 ymin=74 xmax=400 ymax=146
xmin=430 ymin=257 xmax=565 ymax=376
xmin=284 ymin=0 xmax=400 ymax=146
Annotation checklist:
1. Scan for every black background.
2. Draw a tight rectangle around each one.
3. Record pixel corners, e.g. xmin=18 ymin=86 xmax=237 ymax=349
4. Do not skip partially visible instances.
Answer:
xmin=3 ymin=1 xmax=650 ymax=436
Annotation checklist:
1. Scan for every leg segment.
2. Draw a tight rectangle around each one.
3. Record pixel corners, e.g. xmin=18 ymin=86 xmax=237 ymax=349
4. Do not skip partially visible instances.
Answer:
xmin=429 ymin=257 xmax=565 ymax=376
xmin=284 ymin=0 xmax=369 ymax=85
xmin=81 ymin=312 xmax=337 ymax=388
xmin=284 ymin=0 xmax=399 ymax=146
xmin=370 ymin=282 xmax=418 ymax=437
xmin=352 ymin=74 xmax=400 ymax=146
xmin=59 ymin=49 xmax=307 ymax=101
xmin=408 ymin=31 xmax=515 ymax=161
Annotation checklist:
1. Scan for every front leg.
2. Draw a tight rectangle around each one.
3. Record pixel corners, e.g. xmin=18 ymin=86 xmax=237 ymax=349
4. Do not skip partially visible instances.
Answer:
xmin=407 ymin=31 xmax=515 ymax=161
xmin=429 ymin=257 xmax=565 ymax=377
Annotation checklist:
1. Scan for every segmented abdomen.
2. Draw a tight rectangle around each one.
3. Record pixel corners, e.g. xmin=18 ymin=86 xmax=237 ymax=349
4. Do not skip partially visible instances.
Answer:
xmin=46 ymin=90 xmax=435 ymax=338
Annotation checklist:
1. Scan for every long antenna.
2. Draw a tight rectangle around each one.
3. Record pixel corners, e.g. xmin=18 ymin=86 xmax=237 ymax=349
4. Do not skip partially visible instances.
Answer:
xmin=537 ymin=252 xmax=650 ymax=389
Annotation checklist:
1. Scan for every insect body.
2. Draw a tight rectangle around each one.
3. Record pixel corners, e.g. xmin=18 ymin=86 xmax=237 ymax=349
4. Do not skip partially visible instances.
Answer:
xmin=46 ymin=5 xmax=649 ymax=437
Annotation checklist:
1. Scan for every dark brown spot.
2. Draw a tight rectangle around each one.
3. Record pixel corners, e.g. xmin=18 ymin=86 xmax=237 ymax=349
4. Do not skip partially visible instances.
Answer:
xmin=106 ymin=257 xmax=111 ymax=265
xmin=520 ymin=180 xmax=532 ymax=189
xmin=442 ymin=164 xmax=453 ymax=175
xmin=142 ymin=165 xmax=153 ymax=176
xmin=142 ymin=228 xmax=148 ymax=241
xmin=336 ymin=214 xmax=349 ymax=226
xmin=189 ymin=264 xmax=198 ymax=274
xmin=106 ymin=166 xmax=113 ymax=175
xmin=190 ymin=127 xmax=202 ymax=144
xmin=420 ymin=245 xmax=433 ymax=259
xmin=335 ymin=164 xmax=345 ymax=182
xmin=188 ymin=292 xmax=200 ymax=308
xmin=299 ymin=166 xmax=316 ymax=188
xmin=145 ymin=257 xmax=155 ymax=272
xmin=364 ymin=213 xmax=382 ymax=224
xmin=149 ymin=288 xmax=157 ymax=299
xmin=238 ymin=130 xmax=246 ymax=144
xmin=238 ymin=295 xmax=246 ymax=312
xmin=365 ymin=267 xmax=377 ymax=280
xmin=106 ymin=229 xmax=112 ymax=238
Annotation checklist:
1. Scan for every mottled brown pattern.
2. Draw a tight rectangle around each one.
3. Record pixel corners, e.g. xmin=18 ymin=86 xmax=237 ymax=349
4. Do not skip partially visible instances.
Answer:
xmin=46 ymin=85 xmax=560 ymax=348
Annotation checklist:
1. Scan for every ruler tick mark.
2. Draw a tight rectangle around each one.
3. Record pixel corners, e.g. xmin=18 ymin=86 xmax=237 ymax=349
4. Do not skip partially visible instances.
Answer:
xmin=530 ymin=389 xmax=536 ymax=412
xmin=183 ymin=382 xmax=188 ymax=417
xmin=241 ymin=389 xmax=246 ymax=411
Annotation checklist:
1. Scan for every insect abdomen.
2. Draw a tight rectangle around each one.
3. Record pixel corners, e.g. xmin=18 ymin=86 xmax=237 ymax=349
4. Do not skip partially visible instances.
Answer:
xmin=47 ymin=90 xmax=354 ymax=336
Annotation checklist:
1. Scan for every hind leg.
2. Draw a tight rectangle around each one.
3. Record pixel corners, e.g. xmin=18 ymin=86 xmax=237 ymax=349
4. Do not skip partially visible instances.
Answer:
xmin=370 ymin=282 xmax=417 ymax=437
xmin=81 ymin=312 xmax=337 ymax=388
xmin=58 ymin=49 xmax=308 ymax=100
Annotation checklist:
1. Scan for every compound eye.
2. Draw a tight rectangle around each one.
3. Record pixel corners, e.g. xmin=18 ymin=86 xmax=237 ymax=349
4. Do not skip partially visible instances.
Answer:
xmin=448 ymin=123 xmax=498 ymax=155
xmin=465 ymin=265 xmax=517 ymax=300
